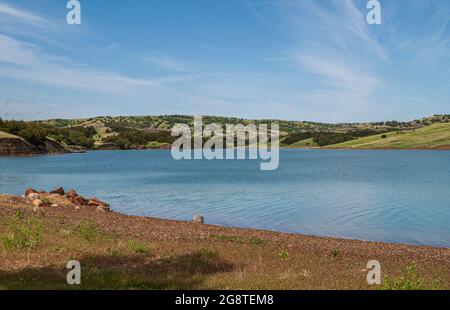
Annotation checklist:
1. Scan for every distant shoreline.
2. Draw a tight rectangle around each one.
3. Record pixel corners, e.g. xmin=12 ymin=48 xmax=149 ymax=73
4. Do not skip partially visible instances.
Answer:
xmin=3 ymin=145 xmax=450 ymax=157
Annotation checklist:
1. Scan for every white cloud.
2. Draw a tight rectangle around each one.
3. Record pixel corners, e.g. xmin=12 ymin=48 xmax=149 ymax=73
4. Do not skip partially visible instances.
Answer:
xmin=144 ymin=55 xmax=187 ymax=72
xmin=244 ymin=1 xmax=272 ymax=24
xmin=0 ymin=34 xmax=167 ymax=95
xmin=0 ymin=1 xmax=53 ymax=29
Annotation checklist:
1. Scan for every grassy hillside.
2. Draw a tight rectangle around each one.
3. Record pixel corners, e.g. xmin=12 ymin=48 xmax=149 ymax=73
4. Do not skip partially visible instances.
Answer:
xmin=329 ymin=123 xmax=450 ymax=149
xmin=0 ymin=130 xmax=22 ymax=139
xmin=286 ymin=138 xmax=319 ymax=148
xmin=2 ymin=115 xmax=450 ymax=150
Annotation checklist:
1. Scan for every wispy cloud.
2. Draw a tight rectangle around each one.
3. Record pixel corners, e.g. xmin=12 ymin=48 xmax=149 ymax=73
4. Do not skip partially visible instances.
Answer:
xmin=0 ymin=1 xmax=53 ymax=29
xmin=279 ymin=0 xmax=383 ymax=116
xmin=244 ymin=1 xmax=272 ymax=24
xmin=144 ymin=55 xmax=188 ymax=72
xmin=0 ymin=34 xmax=167 ymax=95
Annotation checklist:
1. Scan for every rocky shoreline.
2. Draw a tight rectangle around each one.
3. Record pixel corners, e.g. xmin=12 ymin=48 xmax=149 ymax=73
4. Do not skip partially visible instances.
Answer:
xmin=22 ymin=187 xmax=111 ymax=214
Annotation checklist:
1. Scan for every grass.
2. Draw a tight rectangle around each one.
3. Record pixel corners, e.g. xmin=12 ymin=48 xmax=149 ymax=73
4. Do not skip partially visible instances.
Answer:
xmin=381 ymin=262 xmax=443 ymax=290
xmin=331 ymin=249 xmax=341 ymax=260
xmin=288 ymin=138 xmax=319 ymax=148
xmin=0 ymin=130 xmax=21 ymax=139
xmin=278 ymin=250 xmax=289 ymax=260
xmin=1 ymin=211 xmax=41 ymax=251
xmin=329 ymin=123 xmax=450 ymax=149
xmin=77 ymin=221 xmax=100 ymax=241
xmin=127 ymin=239 xmax=150 ymax=254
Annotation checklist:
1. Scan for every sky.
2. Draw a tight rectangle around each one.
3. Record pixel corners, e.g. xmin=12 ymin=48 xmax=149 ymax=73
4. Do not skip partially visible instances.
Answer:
xmin=0 ymin=0 xmax=449 ymax=122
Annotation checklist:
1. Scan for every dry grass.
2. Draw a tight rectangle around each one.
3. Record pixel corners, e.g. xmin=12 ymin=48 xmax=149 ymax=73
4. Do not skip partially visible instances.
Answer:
xmin=0 ymin=130 xmax=21 ymax=139
xmin=330 ymin=123 xmax=450 ymax=149
xmin=0 ymin=194 xmax=449 ymax=290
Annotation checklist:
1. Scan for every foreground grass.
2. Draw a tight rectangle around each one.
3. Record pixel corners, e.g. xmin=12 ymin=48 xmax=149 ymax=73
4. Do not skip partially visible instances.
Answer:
xmin=0 ymin=196 xmax=448 ymax=290
xmin=329 ymin=123 xmax=450 ymax=149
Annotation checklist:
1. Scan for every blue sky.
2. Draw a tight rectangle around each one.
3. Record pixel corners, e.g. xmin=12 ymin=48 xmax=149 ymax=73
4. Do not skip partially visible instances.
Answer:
xmin=0 ymin=0 xmax=449 ymax=122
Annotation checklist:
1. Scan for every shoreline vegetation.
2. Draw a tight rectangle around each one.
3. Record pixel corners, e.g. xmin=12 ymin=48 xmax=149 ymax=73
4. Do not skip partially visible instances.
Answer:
xmin=1 ymin=114 xmax=450 ymax=155
xmin=0 ymin=188 xmax=449 ymax=290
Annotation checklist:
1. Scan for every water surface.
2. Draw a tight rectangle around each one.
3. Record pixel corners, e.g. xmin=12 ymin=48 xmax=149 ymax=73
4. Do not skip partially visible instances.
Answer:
xmin=1 ymin=149 xmax=449 ymax=247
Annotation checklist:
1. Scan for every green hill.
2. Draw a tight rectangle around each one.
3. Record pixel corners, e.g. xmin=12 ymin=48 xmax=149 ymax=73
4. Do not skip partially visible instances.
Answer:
xmin=329 ymin=123 xmax=450 ymax=149
xmin=3 ymin=115 xmax=450 ymax=151
xmin=0 ymin=130 xmax=21 ymax=139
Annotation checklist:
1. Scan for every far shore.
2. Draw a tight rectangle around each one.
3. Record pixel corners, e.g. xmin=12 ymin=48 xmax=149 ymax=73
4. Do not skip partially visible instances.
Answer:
xmin=0 ymin=192 xmax=448 ymax=290
xmin=2 ymin=144 xmax=450 ymax=157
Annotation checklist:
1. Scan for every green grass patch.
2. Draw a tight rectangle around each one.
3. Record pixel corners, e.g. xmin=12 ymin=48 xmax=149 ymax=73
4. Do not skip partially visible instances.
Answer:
xmin=381 ymin=262 xmax=442 ymax=290
xmin=278 ymin=250 xmax=289 ymax=260
xmin=0 ymin=130 xmax=21 ymax=139
xmin=127 ymin=240 xmax=150 ymax=254
xmin=77 ymin=221 xmax=100 ymax=242
xmin=330 ymin=123 xmax=450 ymax=149
xmin=1 ymin=211 xmax=42 ymax=250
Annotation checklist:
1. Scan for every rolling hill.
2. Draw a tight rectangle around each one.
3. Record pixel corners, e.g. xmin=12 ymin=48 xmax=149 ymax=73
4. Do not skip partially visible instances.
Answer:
xmin=2 ymin=114 xmax=450 ymax=152
xmin=328 ymin=123 xmax=450 ymax=150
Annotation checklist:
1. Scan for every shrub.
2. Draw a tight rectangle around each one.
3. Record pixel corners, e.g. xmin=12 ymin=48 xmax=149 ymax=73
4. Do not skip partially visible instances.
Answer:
xmin=127 ymin=240 xmax=150 ymax=254
xmin=77 ymin=221 xmax=100 ymax=241
xmin=1 ymin=211 xmax=41 ymax=250
xmin=381 ymin=262 xmax=441 ymax=290
xmin=278 ymin=250 xmax=289 ymax=260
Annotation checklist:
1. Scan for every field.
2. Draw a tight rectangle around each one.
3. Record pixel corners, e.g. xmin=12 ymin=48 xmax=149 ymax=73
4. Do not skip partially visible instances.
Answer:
xmin=0 ymin=194 xmax=448 ymax=290
xmin=0 ymin=130 xmax=21 ymax=139
xmin=287 ymin=138 xmax=319 ymax=148
xmin=329 ymin=123 xmax=450 ymax=149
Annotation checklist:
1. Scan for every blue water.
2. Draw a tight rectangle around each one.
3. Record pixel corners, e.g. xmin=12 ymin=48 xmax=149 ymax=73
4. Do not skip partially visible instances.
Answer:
xmin=1 ymin=150 xmax=449 ymax=247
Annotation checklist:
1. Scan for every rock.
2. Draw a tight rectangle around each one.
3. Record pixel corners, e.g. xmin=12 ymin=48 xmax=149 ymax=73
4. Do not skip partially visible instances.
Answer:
xmin=87 ymin=197 xmax=110 ymax=207
xmin=50 ymin=187 xmax=65 ymax=196
xmin=27 ymin=193 xmax=40 ymax=201
xmin=74 ymin=206 xmax=81 ymax=211
xmin=66 ymin=189 xmax=78 ymax=199
xmin=50 ymin=203 xmax=59 ymax=208
xmin=71 ymin=195 xmax=87 ymax=206
xmin=25 ymin=188 xmax=37 ymax=196
xmin=96 ymin=205 xmax=111 ymax=213
xmin=32 ymin=199 xmax=45 ymax=208
xmin=193 ymin=215 xmax=204 ymax=224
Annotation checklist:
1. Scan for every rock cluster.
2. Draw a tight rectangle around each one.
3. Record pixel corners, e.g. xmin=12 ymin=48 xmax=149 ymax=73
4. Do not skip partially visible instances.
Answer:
xmin=24 ymin=187 xmax=111 ymax=213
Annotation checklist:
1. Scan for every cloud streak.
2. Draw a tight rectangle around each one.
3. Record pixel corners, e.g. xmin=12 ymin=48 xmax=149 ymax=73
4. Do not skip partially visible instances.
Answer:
xmin=0 ymin=34 xmax=167 ymax=95
xmin=0 ymin=1 xmax=53 ymax=29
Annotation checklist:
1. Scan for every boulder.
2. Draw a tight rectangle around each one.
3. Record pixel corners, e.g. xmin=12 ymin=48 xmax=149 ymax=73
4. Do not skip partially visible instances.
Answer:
xmin=27 ymin=193 xmax=40 ymax=201
xmin=193 ymin=215 xmax=204 ymax=224
xmin=71 ymin=195 xmax=87 ymax=206
xmin=25 ymin=188 xmax=37 ymax=196
xmin=50 ymin=187 xmax=65 ymax=196
xmin=32 ymin=199 xmax=45 ymax=208
xmin=87 ymin=197 xmax=110 ymax=207
xmin=66 ymin=189 xmax=78 ymax=199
